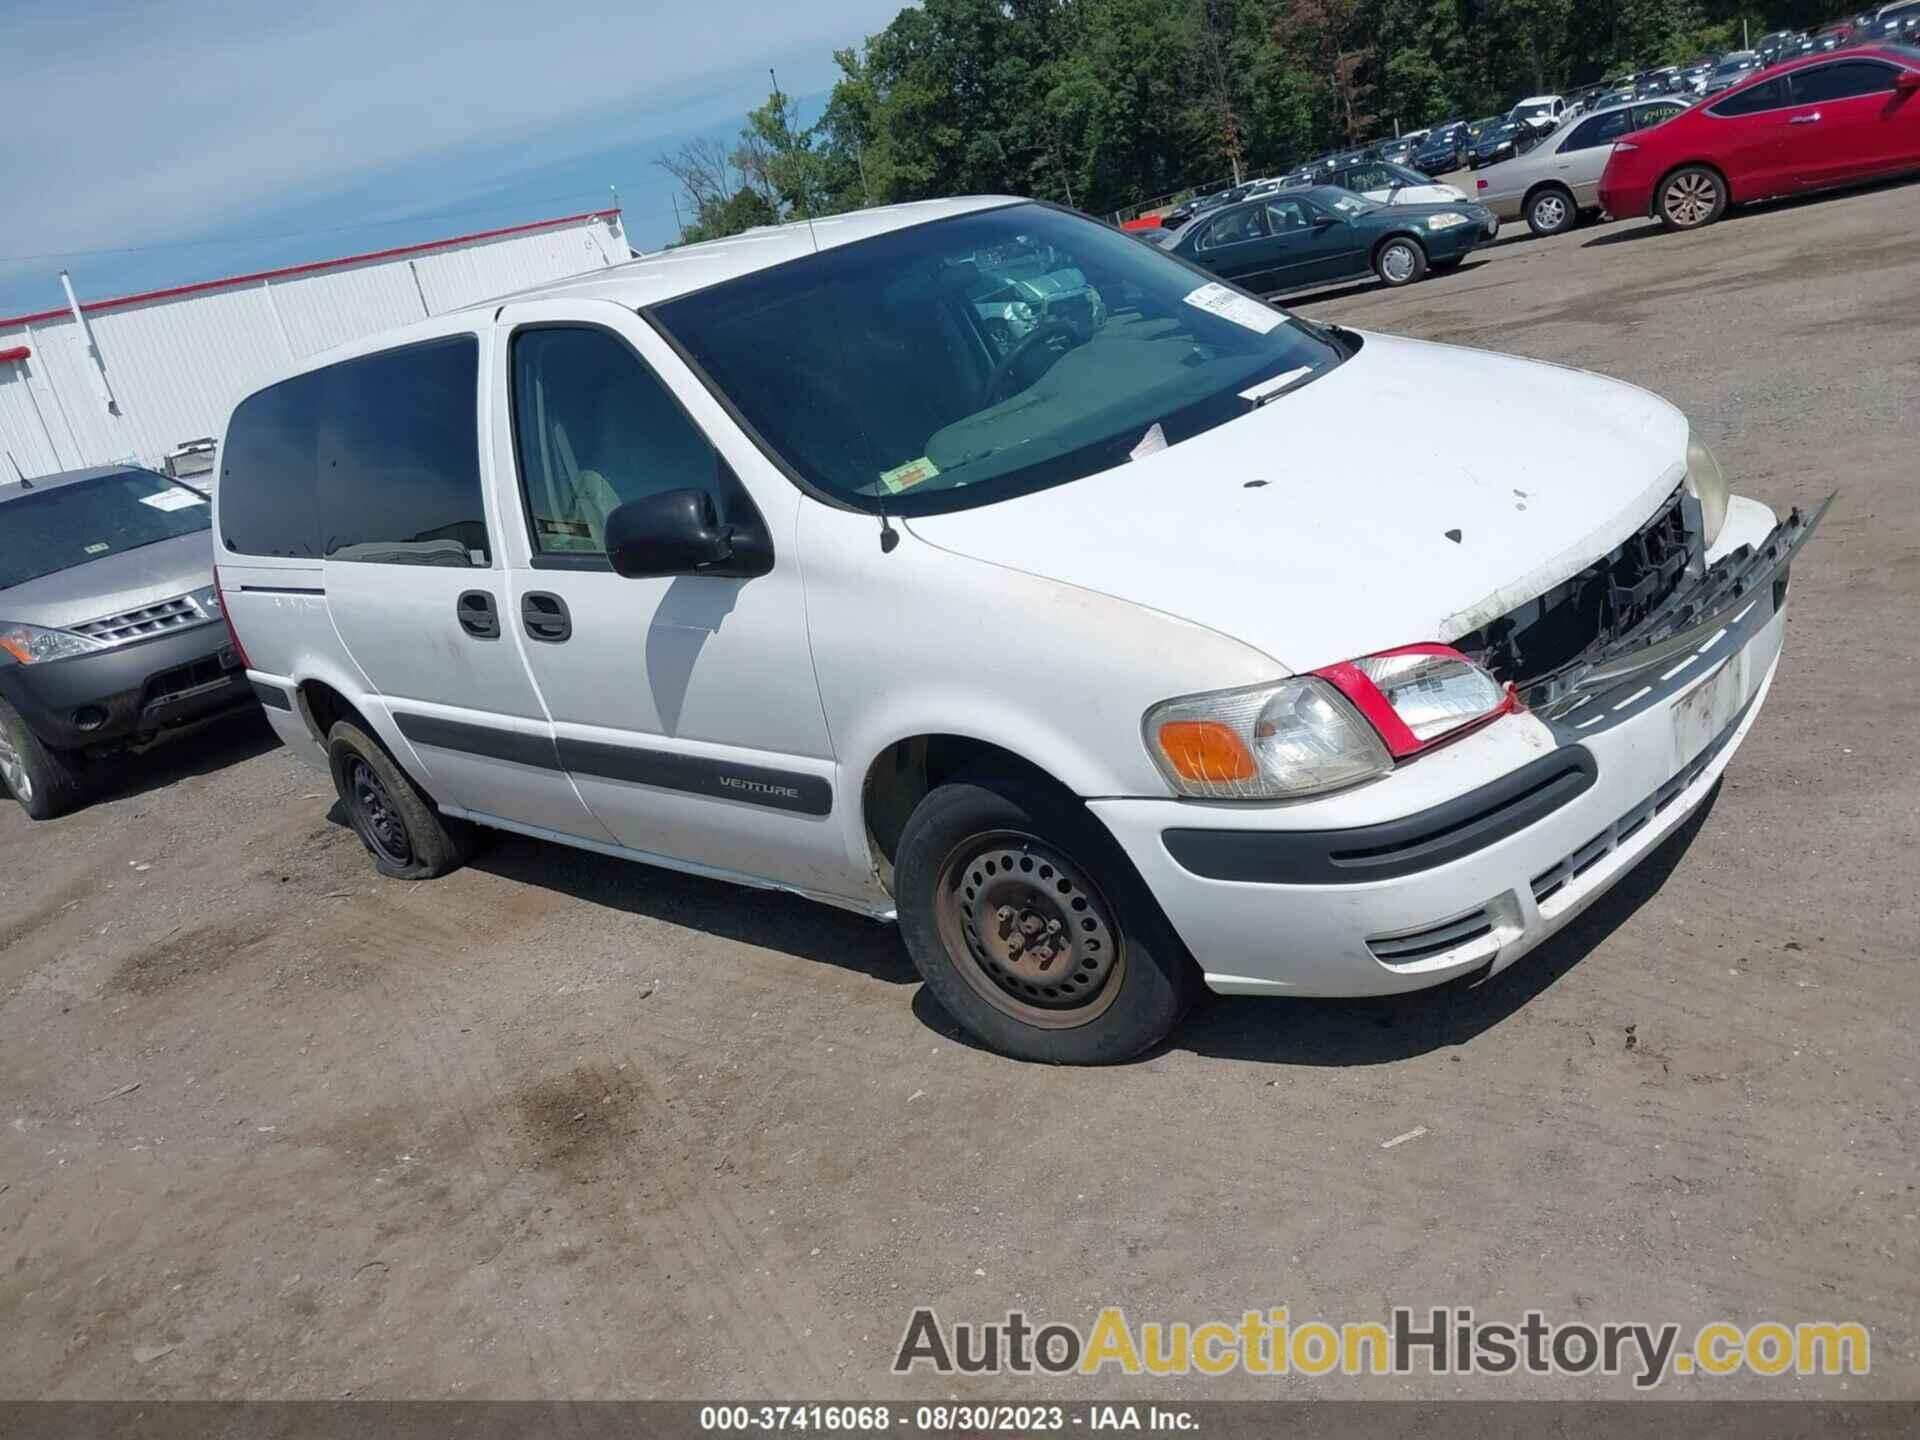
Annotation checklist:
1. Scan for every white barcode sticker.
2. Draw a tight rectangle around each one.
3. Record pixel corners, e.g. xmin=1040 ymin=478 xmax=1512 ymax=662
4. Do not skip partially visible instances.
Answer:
xmin=1183 ymin=282 xmax=1288 ymax=334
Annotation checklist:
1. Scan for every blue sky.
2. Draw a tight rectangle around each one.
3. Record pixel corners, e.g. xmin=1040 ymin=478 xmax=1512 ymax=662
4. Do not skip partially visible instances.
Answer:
xmin=0 ymin=0 xmax=905 ymax=315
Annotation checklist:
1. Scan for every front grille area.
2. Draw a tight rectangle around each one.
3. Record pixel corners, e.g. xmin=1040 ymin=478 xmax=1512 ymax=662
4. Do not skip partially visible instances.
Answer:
xmin=1368 ymin=906 xmax=1495 ymax=965
xmin=72 ymin=595 xmax=205 ymax=645
xmin=1530 ymin=693 xmax=1751 ymax=908
xmin=1457 ymin=487 xmax=1695 ymax=689
xmin=144 ymin=652 xmax=237 ymax=708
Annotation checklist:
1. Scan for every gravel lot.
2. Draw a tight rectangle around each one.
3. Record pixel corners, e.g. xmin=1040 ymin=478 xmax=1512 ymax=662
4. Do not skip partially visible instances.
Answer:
xmin=3 ymin=179 xmax=1917 ymax=1402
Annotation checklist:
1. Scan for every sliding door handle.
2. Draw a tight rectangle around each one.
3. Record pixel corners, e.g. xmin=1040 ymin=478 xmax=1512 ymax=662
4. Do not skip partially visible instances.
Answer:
xmin=521 ymin=592 xmax=572 ymax=643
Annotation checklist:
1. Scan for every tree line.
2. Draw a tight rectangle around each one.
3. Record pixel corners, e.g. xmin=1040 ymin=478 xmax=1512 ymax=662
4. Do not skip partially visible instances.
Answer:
xmin=658 ymin=0 xmax=1845 ymax=237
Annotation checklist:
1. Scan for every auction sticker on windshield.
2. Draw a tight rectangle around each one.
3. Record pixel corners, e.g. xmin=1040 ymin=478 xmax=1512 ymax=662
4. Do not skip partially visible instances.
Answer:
xmin=139 ymin=488 xmax=207 ymax=512
xmin=1183 ymin=282 xmax=1287 ymax=334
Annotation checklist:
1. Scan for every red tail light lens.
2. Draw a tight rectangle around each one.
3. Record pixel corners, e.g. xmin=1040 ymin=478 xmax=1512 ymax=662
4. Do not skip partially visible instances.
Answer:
xmin=1476 ymin=178 xmax=1488 ymax=189
xmin=1313 ymin=644 xmax=1516 ymax=758
xmin=212 ymin=565 xmax=252 ymax=670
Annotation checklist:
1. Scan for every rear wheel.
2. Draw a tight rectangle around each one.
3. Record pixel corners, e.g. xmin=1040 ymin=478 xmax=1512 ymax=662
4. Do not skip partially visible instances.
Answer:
xmin=1657 ymin=166 xmax=1727 ymax=230
xmin=326 ymin=720 xmax=474 ymax=880
xmin=895 ymin=774 xmax=1197 ymax=1064
xmin=0 ymin=696 xmax=86 ymax=821
xmin=1526 ymin=186 xmax=1577 ymax=236
xmin=1374 ymin=237 xmax=1429 ymax=288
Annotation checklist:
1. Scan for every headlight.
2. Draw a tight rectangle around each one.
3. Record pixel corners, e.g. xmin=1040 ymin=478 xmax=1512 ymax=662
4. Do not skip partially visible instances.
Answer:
xmin=0 ymin=622 xmax=109 ymax=666
xmin=1686 ymin=430 xmax=1729 ymax=547
xmin=1145 ymin=679 xmax=1392 ymax=800
xmin=1351 ymin=650 xmax=1507 ymax=741
xmin=1424 ymin=212 xmax=1470 ymax=230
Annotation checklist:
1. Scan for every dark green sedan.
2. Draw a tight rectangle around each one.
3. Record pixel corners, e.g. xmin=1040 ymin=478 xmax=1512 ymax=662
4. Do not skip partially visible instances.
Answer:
xmin=1166 ymin=185 xmax=1494 ymax=295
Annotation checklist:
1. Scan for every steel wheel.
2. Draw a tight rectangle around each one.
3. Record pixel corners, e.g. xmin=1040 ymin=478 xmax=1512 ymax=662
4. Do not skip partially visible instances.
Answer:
xmin=932 ymin=829 xmax=1125 ymax=1030
xmin=1662 ymin=171 xmax=1720 ymax=228
xmin=344 ymin=753 xmax=413 ymax=868
xmin=1380 ymin=242 xmax=1419 ymax=284
xmin=0 ymin=728 xmax=30 ymax=805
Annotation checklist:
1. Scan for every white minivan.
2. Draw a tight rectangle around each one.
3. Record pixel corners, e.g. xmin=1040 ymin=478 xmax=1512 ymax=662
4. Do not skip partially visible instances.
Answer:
xmin=214 ymin=197 xmax=1824 ymax=1064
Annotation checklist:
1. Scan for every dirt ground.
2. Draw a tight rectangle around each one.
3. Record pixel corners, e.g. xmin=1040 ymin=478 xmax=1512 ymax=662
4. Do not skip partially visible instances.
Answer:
xmin=3 ymin=179 xmax=1917 ymax=1403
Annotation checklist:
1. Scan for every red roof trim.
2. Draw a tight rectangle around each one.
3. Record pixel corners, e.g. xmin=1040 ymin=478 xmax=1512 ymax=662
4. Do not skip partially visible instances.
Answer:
xmin=0 ymin=208 xmax=622 ymax=330
xmin=0 ymin=345 xmax=28 ymax=363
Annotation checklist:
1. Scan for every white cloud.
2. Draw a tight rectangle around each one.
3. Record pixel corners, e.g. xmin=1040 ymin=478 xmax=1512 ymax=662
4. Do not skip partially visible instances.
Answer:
xmin=5 ymin=0 xmax=902 ymax=261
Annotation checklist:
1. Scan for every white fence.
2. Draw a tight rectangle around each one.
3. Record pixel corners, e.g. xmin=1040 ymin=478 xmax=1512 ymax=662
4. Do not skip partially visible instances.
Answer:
xmin=0 ymin=209 xmax=628 ymax=479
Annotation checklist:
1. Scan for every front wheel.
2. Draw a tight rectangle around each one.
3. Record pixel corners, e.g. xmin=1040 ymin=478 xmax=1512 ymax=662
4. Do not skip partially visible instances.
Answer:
xmin=894 ymin=775 xmax=1197 ymax=1064
xmin=1374 ymin=237 xmax=1429 ymax=288
xmin=1657 ymin=166 xmax=1727 ymax=231
xmin=1526 ymin=186 xmax=1577 ymax=237
xmin=0 ymin=696 xmax=85 ymax=821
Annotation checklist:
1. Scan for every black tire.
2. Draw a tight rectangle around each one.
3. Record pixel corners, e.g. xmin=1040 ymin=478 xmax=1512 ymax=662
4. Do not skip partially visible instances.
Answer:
xmin=0 ymin=695 xmax=86 ymax=821
xmin=1656 ymin=165 xmax=1728 ymax=231
xmin=1526 ymin=185 xmax=1578 ymax=237
xmin=326 ymin=720 xmax=474 ymax=880
xmin=894 ymin=774 xmax=1198 ymax=1065
xmin=1374 ymin=236 xmax=1429 ymax=288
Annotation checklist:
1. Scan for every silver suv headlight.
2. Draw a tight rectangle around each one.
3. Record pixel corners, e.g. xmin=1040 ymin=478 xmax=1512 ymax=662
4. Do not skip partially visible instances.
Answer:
xmin=1686 ymin=430 xmax=1729 ymax=547
xmin=0 ymin=621 xmax=109 ymax=666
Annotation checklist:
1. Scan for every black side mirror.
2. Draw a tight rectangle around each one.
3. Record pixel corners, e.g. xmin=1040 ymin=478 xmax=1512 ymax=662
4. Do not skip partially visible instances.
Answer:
xmin=605 ymin=488 xmax=734 ymax=579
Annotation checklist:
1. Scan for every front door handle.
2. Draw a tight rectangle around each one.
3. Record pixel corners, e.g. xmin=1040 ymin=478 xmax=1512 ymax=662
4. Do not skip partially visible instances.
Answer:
xmin=521 ymin=591 xmax=572 ymax=643
xmin=1788 ymin=112 xmax=1822 ymax=124
xmin=456 ymin=590 xmax=499 ymax=639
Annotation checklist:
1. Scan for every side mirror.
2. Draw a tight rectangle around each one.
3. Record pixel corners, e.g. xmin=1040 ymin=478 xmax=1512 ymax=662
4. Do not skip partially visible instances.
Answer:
xmin=605 ymin=488 xmax=734 ymax=579
xmin=1896 ymin=71 xmax=1920 ymax=93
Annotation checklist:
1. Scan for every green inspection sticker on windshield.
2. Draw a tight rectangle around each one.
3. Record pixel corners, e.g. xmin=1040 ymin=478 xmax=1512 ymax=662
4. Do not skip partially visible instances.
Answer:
xmin=879 ymin=457 xmax=940 ymax=493
xmin=84 ymin=542 xmax=110 ymax=555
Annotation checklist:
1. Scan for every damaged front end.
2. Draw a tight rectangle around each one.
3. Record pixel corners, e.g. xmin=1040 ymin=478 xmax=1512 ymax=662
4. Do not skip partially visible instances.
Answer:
xmin=1457 ymin=489 xmax=1833 ymax=727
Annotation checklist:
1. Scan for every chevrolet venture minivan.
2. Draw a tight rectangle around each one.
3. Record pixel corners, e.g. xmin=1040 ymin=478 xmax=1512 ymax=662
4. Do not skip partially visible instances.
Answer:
xmin=214 ymin=197 xmax=1824 ymax=1064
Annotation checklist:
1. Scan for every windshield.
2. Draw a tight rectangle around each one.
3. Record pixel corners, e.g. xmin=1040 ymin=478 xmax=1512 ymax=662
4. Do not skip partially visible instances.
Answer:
xmin=1514 ymin=101 xmax=1554 ymax=120
xmin=1712 ymin=57 xmax=1755 ymax=75
xmin=0 ymin=469 xmax=210 ymax=589
xmin=650 ymin=203 xmax=1345 ymax=515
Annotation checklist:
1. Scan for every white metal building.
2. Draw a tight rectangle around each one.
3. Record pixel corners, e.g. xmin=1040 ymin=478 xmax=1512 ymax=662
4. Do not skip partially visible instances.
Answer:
xmin=0 ymin=208 xmax=628 ymax=480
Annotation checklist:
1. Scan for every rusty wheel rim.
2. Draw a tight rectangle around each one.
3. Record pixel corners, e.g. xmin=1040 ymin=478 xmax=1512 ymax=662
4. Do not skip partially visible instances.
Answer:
xmin=933 ymin=829 xmax=1124 ymax=1029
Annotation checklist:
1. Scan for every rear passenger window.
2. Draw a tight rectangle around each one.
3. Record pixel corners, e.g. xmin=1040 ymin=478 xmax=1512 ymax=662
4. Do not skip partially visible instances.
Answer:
xmin=319 ymin=337 xmax=489 ymax=567
xmin=1710 ymin=77 xmax=1791 ymax=115
xmin=508 ymin=327 xmax=722 ymax=558
xmin=1561 ymin=110 xmax=1633 ymax=151
xmin=1789 ymin=61 xmax=1898 ymax=102
xmin=220 ymin=373 xmax=323 ymax=558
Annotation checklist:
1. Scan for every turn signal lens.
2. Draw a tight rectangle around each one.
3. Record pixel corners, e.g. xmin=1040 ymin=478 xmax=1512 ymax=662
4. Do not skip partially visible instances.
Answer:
xmin=1156 ymin=721 xmax=1258 ymax=784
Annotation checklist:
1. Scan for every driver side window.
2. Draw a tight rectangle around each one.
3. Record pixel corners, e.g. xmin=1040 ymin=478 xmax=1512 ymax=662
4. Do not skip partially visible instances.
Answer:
xmin=509 ymin=326 xmax=722 ymax=559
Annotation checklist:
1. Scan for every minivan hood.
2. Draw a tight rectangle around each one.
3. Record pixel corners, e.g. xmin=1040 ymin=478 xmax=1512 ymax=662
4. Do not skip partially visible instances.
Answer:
xmin=903 ymin=332 xmax=1687 ymax=673
xmin=0 ymin=529 xmax=216 ymax=630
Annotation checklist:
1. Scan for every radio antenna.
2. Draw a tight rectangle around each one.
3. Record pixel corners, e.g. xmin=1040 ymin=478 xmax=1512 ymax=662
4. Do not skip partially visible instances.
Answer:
xmin=4 ymin=450 xmax=29 ymax=488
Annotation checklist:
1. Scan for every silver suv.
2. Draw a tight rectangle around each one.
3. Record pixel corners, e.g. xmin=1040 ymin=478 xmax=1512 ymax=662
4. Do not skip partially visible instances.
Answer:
xmin=0 ymin=465 xmax=253 ymax=818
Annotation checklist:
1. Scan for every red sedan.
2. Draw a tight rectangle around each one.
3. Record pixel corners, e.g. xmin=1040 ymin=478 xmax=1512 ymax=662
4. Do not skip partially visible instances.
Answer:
xmin=1599 ymin=44 xmax=1920 ymax=230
